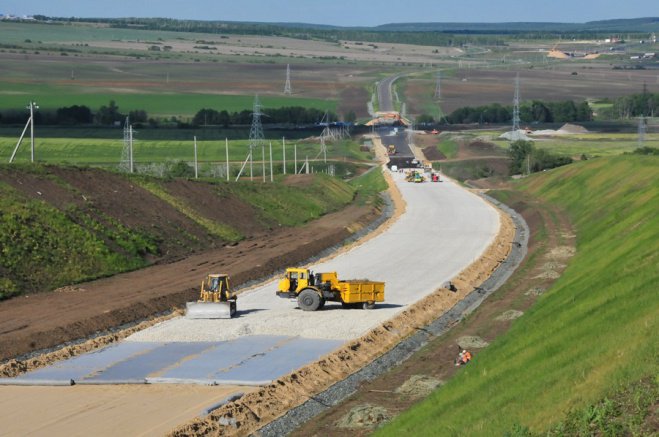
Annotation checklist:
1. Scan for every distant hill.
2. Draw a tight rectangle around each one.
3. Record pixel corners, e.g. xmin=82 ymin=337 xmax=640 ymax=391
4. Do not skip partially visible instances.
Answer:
xmin=34 ymin=16 xmax=659 ymax=34
xmin=375 ymin=17 xmax=659 ymax=33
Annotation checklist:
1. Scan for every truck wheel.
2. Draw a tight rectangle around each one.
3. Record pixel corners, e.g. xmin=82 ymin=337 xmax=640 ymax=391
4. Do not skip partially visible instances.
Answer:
xmin=363 ymin=302 xmax=375 ymax=310
xmin=298 ymin=289 xmax=321 ymax=311
xmin=230 ymin=302 xmax=237 ymax=317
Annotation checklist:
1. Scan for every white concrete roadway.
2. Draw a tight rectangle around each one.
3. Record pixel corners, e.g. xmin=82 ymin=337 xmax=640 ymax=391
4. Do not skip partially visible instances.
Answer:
xmin=128 ymin=168 xmax=500 ymax=343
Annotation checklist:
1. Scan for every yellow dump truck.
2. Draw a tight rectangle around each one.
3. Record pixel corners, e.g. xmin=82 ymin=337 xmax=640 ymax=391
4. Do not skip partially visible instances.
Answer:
xmin=276 ymin=267 xmax=385 ymax=311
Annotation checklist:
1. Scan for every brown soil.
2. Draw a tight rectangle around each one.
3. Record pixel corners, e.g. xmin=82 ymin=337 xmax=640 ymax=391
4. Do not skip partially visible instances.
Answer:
xmin=421 ymin=145 xmax=446 ymax=161
xmin=0 ymin=166 xmax=383 ymax=363
xmin=291 ymin=187 xmax=576 ymax=437
xmin=0 ymin=384 xmax=253 ymax=437
xmin=405 ymin=67 xmax=659 ymax=114
xmin=168 ymin=190 xmax=515 ymax=436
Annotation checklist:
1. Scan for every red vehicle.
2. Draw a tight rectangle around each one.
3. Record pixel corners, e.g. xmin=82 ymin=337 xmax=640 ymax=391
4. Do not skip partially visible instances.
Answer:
xmin=431 ymin=173 xmax=440 ymax=182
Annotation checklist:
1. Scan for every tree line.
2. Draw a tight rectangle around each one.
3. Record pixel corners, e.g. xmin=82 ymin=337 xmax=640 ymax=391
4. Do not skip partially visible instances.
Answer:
xmin=610 ymin=91 xmax=659 ymax=118
xmin=508 ymin=140 xmax=573 ymax=175
xmin=446 ymin=100 xmax=593 ymax=124
xmin=0 ymin=101 xmax=338 ymax=127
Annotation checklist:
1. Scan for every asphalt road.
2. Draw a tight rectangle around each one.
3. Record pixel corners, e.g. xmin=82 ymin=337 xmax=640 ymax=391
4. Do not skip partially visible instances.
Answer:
xmin=377 ymin=74 xmax=400 ymax=112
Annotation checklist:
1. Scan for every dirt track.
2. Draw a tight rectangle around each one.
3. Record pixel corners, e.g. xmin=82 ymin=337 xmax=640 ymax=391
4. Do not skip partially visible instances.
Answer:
xmin=0 ymin=202 xmax=380 ymax=363
xmin=0 ymin=384 xmax=253 ymax=437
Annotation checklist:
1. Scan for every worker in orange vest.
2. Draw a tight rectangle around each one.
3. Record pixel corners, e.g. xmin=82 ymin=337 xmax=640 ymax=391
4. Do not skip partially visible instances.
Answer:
xmin=455 ymin=349 xmax=472 ymax=366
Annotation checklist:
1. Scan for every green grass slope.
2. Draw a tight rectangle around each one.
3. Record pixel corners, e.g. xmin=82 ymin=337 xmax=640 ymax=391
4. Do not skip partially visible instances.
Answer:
xmin=379 ymin=155 xmax=658 ymax=435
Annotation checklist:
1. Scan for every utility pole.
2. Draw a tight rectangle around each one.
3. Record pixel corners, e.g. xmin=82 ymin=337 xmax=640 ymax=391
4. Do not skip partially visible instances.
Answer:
xmin=294 ymin=143 xmax=298 ymax=174
xmin=269 ymin=141 xmax=273 ymax=182
xmin=282 ymin=137 xmax=286 ymax=174
xmin=9 ymin=101 xmax=37 ymax=163
xmin=194 ymin=136 xmax=198 ymax=179
xmin=225 ymin=138 xmax=229 ymax=181
xmin=261 ymin=143 xmax=266 ymax=183
xmin=129 ymin=124 xmax=134 ymax=173
xmin=29 ymin=101 xmax=38 ymax=162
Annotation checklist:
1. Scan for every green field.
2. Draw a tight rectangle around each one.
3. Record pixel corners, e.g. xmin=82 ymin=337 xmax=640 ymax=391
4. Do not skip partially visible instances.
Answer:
xmin=0 ymin=130 xmax=371 ymax=172
xmin=473 ymin=131 xmax=658 ymax=157
xmin=0 ymin=82 xmax=336 ymax=118
xmin=379 ymin=155 xmax=659 ymax=435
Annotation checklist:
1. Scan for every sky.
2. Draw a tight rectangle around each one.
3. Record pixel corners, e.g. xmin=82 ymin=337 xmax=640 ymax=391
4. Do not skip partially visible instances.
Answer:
xmin=2 ymin=0 xmax=658 ymax=27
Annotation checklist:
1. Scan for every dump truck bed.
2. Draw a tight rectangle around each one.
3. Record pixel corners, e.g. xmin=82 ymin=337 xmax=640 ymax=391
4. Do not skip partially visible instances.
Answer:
xmin=337 ymin=281 xmax=385 ymax=304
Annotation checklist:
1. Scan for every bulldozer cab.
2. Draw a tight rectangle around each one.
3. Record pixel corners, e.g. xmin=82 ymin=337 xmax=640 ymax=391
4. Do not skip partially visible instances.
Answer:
xmin=205 ymin=274 xmax=229 ymax=292
xmin=201 ymin=274 xmax=233 ymax=302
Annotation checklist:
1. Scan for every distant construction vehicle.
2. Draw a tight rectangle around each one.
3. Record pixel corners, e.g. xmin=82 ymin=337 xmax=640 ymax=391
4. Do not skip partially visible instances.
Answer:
xmin=406 ymin=170 xmax=426 ymax=183
xmin=276 ymin=267 xmax=385 ymax=311
xmin=185 ymin=274 xmax=237 ymax=319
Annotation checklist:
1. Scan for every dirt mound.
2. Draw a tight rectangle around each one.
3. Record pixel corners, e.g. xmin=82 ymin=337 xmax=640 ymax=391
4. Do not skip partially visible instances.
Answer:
xmin=467 ymin=140 xmax=501 ymax=155
xmin=557 ymin=123 xmax=589 ymax=134
xmin=495 ymin=310 xmax=524 ymax=321
xmin=422 ymin=145 xmax=446 ymax=161
xmin=283 ymin=174 xmax=315 ymax=187
xmin=336 ymin=404 xmax=391 ymax=429
xmin=395 ymin=375 xmax=442 ymax=398
xmin=457 ymin=336 xmax=490 ymax=349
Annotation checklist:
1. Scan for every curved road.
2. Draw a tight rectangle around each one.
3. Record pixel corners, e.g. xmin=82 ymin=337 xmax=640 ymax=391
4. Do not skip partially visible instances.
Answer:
xmin=130 ymin=171 xmax=499 ymax=342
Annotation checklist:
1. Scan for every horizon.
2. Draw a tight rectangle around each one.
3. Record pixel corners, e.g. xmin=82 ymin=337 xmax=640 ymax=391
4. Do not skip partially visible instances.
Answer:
xmin=1 ymin=0 xmax=658 ymax=27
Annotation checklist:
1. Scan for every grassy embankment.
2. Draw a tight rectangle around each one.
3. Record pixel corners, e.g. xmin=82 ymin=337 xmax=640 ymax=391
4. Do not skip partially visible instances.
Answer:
xmin=0 ymin=165 xmax=386 ymax=300
xmin=379 ymin=155 xmax=658 ymax=435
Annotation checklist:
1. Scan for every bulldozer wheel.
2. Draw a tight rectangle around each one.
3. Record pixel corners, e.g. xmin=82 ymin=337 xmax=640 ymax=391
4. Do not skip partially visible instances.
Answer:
xmin=230 ymin=302 xmax=237 ymax=317
xmin=363 ymin=302 xmax=376 ymax=310
xmin=298 ymin=289 xmax=321 ymax=311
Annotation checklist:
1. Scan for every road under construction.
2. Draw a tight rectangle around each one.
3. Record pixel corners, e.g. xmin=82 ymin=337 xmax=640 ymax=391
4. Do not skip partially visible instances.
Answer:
xmin=0 ymin=78 xmax=510 ymax=435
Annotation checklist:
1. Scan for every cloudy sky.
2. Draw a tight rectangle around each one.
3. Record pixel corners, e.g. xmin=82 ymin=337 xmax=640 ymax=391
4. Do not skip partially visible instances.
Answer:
xmin=2 ymin=0 xmax=657 ymax=27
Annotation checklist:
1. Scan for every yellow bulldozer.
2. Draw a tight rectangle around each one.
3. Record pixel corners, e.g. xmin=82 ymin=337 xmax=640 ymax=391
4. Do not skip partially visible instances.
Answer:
xmin=185 ymin=274 xmax=237 ymax=319
xmin=276 ymin=267 xmax=385 ymax=311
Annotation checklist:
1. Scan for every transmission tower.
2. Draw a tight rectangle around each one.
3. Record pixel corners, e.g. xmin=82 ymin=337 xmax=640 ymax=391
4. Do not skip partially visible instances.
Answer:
xmin=284 ymin=64 xmax=292 ymax=95
xmin=119 ymin=116 xmax=134 ymax=173
xmin=236 ymin=95 xmax=265 ymax=180
xmin=434 ymin=71 xmax=441 ymax=99
xmin=511 ymin=73 xmax=521 ymax=140
xmin=638 ymin=116 xmax=646 ymax=148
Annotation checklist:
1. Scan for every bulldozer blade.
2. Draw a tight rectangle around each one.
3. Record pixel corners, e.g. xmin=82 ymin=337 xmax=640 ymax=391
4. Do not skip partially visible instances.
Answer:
xmin=185 ymin=302 xmax=235 ymax=319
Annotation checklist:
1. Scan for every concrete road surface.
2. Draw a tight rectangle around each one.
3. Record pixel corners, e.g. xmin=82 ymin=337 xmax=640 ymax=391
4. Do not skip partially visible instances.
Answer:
xmin=8 ymin=158 xmax=500 ymax=387
xmin=129 ymin=169 xmax=499 ymax=344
